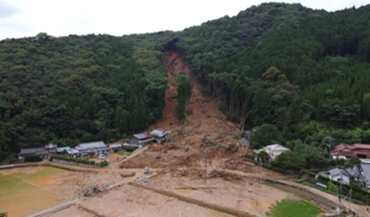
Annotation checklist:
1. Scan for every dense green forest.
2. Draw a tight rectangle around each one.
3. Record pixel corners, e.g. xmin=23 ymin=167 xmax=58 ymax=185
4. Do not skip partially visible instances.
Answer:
xmin=0 ymin=33 xmax=168 ymax=162
xmin=1 ymin=2 xmax=370 ymax=165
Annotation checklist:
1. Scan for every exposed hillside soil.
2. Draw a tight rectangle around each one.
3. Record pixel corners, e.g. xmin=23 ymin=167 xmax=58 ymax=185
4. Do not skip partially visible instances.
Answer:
xmin=121 ymin=52 xmax=256 ymax=171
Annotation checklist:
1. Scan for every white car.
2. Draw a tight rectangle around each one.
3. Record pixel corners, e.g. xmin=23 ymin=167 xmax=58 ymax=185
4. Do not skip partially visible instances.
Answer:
xmin=99 ymin=155 xmax=105 ymax=159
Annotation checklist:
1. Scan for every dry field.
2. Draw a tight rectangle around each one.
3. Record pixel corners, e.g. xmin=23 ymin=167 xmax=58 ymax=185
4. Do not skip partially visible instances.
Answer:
xmin=0 ymin=165 xmax=134 ymax=217
xmin=45 ymin=166 xmax=296 ymax=217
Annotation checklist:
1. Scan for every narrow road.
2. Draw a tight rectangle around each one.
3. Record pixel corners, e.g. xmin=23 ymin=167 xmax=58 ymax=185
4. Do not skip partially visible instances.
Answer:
xmin=114 ymin=145 xmax=148 ymax=168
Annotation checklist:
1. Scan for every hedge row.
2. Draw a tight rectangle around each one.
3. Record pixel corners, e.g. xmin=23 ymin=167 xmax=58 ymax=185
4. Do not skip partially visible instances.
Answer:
xmin=50 ymin=155 xmax=108 ymax=167
xmin=123 ymin=146 xmax=139 ymax=152
xmin=244 ymin=155 xmax=287 ymax=174
xmin=24 ymin=154 xmax=43 ymax=162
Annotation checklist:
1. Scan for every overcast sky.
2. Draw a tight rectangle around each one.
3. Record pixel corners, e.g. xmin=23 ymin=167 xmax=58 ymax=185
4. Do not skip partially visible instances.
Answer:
xmin=0 ymin=0 xmax=368 ymax=40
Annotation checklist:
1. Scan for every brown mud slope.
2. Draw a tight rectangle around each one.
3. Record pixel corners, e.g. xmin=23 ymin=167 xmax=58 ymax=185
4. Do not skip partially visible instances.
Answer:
xmin=121 ymin=52 xmax=277 ymax=177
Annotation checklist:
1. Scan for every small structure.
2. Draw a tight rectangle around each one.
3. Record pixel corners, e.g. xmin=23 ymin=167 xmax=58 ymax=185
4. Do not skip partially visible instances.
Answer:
xmin=254 ymin=144 xmax=291 ymax=161
xmin=18 ymin=143 xmax=58 ymax=161
xmin=57 ymin=147 xmax=71 ymax=154
xmin=150 ymin=129 xmax=171 ymax=144
xmin=109 ymin=142 xmax=124 ymax=152
xmin=330 ymin=143 xmax=370 ymax=159
xmin=237 ymin=138 xmax=250 ymax=148
xmin=68 ymin=141 xmax=110 ymax=158
xmin=129 ymin=133 xmax=154 ymax=146
xmin=328 ymin=168 xmax=351 ymax=184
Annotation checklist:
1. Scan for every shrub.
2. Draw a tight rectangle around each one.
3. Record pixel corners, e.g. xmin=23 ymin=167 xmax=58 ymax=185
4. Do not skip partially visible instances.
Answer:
xmin=50 ymin=154 xmax=98 ymax=166
xmin=98 ymin=160 xmax=108 ymax=167
xmin=24 ymin=154 xmax=43 ymax=162
xmin=124 ymin=146 xmax=139 ymax=152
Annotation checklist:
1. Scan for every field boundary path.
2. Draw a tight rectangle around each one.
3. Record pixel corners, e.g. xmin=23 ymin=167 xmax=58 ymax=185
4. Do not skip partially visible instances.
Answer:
xmin=24 ymin=198 xmax=79 ymax=217
xmin=129 ymin=182 xmax=256 ymax=217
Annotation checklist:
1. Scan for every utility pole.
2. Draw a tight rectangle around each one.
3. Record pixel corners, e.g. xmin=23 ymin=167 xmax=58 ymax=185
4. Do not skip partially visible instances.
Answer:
xmin=259 ymin=157 xmax=262 ymax=183
xmin=349 ymin=188 xmax=352 ymax=212
xmin=339 ymin=171 xmax=343 ymax=209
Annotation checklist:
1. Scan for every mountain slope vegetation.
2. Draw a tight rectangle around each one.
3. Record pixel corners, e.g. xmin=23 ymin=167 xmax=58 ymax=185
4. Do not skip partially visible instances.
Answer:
xmin=1 ymin=2 xmax=370 ymax=164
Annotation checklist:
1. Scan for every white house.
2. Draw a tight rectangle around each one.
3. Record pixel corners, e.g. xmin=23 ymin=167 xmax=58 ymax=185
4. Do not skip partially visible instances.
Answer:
xmin=254 ymin=144 xmax=291 ymax=161
xmin=328 ymin=168 xmax=350 ymax=184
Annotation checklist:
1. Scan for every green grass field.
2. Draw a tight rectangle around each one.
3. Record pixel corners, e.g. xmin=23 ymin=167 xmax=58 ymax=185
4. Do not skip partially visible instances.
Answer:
xmin=0 ymin=167 xmax=68 ymax=217
xmin=0 ymin=173 xmax=32 ymax=197
xmin=266 ymin=199 xmax=324 ymax=217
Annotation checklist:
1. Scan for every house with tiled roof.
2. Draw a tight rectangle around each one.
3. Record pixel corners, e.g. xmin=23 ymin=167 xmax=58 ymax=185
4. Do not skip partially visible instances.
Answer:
xmin=330 ymin=143 xmax=370 ymax=159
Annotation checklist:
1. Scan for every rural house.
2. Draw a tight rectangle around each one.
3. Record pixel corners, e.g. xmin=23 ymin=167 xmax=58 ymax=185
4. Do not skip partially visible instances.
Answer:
xmin=129 ymin=133 xmax=154 ymax=146
xmin=343 ymin=161 xmax=370 ymax=189
xmin=67 ymin=141 xmax=110 ymax=158
xmin=328 ymin=168 xmax=350 ymax=184
xmin=109 ymin=142 xmax=124 ymax=152
xmin=254 ymin=144 xmax=291 ymax=161
xmin=18 ymin=143 xmax=58 ymax=161
xmin=330 ymin=143 xmax=370 ymax=159
xmin=150 ymin=129 xmax=171 ymax=144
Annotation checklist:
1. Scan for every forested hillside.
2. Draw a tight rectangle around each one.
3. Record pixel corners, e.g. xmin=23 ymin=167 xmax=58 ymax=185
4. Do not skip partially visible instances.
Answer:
xmin=177 ymin=3 xmax=370 ymax=149
xmin=1 ymin=2 xmax=370 ymax=164
xmin=0 ymin=33 xmax=168 ymax=162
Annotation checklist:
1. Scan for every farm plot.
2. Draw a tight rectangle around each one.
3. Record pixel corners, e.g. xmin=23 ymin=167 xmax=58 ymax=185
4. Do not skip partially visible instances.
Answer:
xmin=0 ymin=167 xmax=68 ymax=217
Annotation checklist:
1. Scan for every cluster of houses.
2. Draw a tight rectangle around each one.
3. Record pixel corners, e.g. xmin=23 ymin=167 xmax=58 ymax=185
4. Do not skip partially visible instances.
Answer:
xmin=18 ymin=129 xmax=170 ymax=161
xmin=237 ymin=135 xmax=370 ymax=190
xmin=324 ymin=143 xmax=370 ymax=189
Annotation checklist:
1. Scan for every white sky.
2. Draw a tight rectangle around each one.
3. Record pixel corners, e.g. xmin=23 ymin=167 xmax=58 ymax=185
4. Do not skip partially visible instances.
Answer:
xmin=0 ymin=0 xmax=368 ymax=40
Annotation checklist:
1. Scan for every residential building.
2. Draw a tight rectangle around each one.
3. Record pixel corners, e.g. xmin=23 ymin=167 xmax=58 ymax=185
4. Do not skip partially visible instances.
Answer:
xmin=67 ymin=141 xmax=110 ymax=158
xmin=109 ymin=142 xmax=124 ymax=152
xmin=254 ymin=144 xmax=291 ymax=161
xmin=330 ymin=143 xmax=370 ymax=159
xmin=150 ymin=129 xmax=170 ymax=144
xmin=18 ymin=143 xmax=58 ymax=161
xmin=328 ymin=168 xmax=350 ymax=184
xmin=129 ymin=133 xmax=154 ymax=146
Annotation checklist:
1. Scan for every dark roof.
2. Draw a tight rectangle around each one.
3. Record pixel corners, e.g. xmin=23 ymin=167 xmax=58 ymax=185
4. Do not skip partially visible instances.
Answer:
xmin=109 ymin=143 xmax=122 ymax=148
xmin=133 ymin=133 xmax=152 ymax=140
xmin=18 ymin=148 xmax=49 ymax=156
xmin=150 ymin=129 xmax=170 ymax=138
